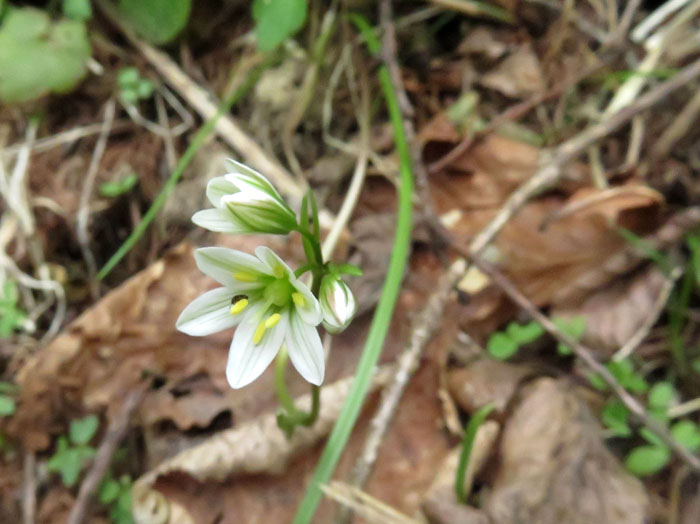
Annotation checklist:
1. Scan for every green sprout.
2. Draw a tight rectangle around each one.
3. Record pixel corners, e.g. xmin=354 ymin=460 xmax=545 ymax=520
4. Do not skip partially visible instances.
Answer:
xmin=47 ymin=415 xmax=99 ymax=487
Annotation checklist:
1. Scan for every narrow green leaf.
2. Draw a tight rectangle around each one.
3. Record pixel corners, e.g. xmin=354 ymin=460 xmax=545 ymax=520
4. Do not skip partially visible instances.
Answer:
xmin=99 ymin=174 xmax=139 ymax=198
xmin=455 ymin=404 xmax=495 ymax=502
xmin=505 ymin=321 xmax=543 ymax=345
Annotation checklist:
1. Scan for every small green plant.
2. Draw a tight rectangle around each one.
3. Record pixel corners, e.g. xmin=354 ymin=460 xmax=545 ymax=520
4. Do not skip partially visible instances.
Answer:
xmin=118 ymin=0 xmax=191 ymax=45
xmin=252 ymin=0 xmax=308 ymax=51
xmin=117 ymin=68 xmax=153 ymax=104
xmin=47 ymin=415 xmax=99 ymax=487
xmin=100 ymin=473 xmax=134 ymax=524
xmin=486 ymin=317 xmax=585 ymax=360
xmin=100 ymin=173 xmax=139 ymax=198
xmin=0 ymin=280 xmax=27 ymax=337
xmin=593 ymin=366 xmax=700 ymax=477
xmin=0 ymin=381 xmax=17 ymax=417
xmin=62 ymin=0 xmax=92 ymax=21
xmin=0 ymin=6 xmax=91 ymax=103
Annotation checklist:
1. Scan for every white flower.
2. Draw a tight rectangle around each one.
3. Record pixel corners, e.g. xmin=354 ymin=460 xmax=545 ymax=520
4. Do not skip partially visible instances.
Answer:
xmin=319 ymin=274 xmax=357 ymax=334
xmin=176 ymin=246 xmax=325 ymax=388
xmin=192 ymin=159 xmax=297 ymax=235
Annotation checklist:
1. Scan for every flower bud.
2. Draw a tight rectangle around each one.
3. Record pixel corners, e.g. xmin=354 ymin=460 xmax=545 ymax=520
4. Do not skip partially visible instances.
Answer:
xmin=319 ymin=274 xmax=357 ymax=334
xmin=192 ymin=159 xmax=297 ymax=235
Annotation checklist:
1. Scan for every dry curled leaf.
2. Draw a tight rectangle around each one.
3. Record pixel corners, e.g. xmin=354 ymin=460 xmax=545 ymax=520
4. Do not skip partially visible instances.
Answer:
xmin=133 ymin=368 xmax=394 ymax=524
xmin=480 ymin=44 xmax=546 ymax=98
xmin=486 ymin=378 xmax=649 ymax=524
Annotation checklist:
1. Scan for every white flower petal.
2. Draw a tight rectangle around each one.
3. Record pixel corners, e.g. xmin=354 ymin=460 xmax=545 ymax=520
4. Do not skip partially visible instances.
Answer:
xmin=195 ymin=247 xmax=272 ymax=289
xmin=286 ymin=310 xmax=325 ymax=385
xmin=176 ymin=287 xmax=240 ymax=336
xmin=226 ymin=308 xmax=288 ymax=388
xmin=290 ymin=277 xmax=322 ymax=325
xmin=192 ymin=208 xmax=248 ymax=234
xmin=254 ymin=246 xmax=295 ymax=278
xmin=206 ymin=176 xmax=239 ymax=208
xmin=224 ymin=159 xmax=286 ymax=203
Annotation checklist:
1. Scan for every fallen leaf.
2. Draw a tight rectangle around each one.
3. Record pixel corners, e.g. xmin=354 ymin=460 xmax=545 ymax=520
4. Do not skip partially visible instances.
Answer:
xmin=480 ymin=44 xmax=546 ymax=98
xmin=485 ymin=378 xmax=649 ymax=524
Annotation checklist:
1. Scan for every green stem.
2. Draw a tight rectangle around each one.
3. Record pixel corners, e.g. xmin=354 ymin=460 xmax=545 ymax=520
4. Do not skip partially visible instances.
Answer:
xmin=293 ymin=16 xmax=414 ymax=523
xmin=97 ymin=57 xmax=276 ymax=280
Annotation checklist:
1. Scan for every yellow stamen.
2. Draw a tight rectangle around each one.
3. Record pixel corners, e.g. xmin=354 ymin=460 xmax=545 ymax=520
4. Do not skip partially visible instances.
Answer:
xmin=253 ymin=321 xmax=267 ymax=344
xmin=230 ymin=298 xmax=248 ymax=315
xmin=292 ymin=292 xmax=305 ymax=307
xmin=233 ymin=271 xmax=257 ymax=282
xmin=265 ymin=313 xmax=281 ymax=328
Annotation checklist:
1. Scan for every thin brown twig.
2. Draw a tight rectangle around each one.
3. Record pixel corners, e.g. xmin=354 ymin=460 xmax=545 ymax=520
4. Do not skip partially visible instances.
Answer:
xmin=22 ymin=452 xmax=36 ymax=524
xmin=67 ymin=389 xmax=145 ymax=524
xmin=609 ymin=0 xmax=643 ymax=45
xmin=465 ymin=254 xmax=700 ymax=473
xmin=77 ymin=98 xmax=116 ymax=300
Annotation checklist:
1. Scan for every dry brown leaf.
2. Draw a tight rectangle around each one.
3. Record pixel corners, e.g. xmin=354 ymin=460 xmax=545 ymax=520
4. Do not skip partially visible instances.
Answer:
xmin=132 ymin=367 xmax=394 ymax=524
xmin=447 ymin=358 xmax=532 ymax=415
xmin=552 ymin=264 xmax=669 ymax=357
xmin=480 ymin=44 xmax=546 ymax=98
xmin=486 ymin=378 xmax=649 ymax=524
xmin=421 ymin=423 xmax=498 ymax=524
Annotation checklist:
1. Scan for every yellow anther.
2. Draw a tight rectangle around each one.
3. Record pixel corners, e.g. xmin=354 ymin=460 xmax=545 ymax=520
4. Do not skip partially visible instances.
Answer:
xmin=292 ymin=292 xmax=305 ymax=307
xmin=230 ymin=298 xmax=248 ymax=315
xmin=253 ymin=321 xmax=267 ymax=344
xmin=233 ymin=271 xmax=257 ymax=282
xmin=265 ymin=313 xmax=281 ymax=328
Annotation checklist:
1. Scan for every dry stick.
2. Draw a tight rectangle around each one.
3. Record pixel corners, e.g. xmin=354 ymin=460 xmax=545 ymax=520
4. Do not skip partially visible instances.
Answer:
xmin=76 ymin=98 xmax=116 ymax=300
xmin=95 ymin=0 xmax=300 ymax=203
xmin=608 ymin=0 xmax=643 ymax=46
xmin=467 ymin=255 xmax=700 ymax=473
xmin=0 ymin=120 xmax=133 ymax=161
xmin=612 ymin=267 xmax=681 ymax=362
xmin=22 ymin=452 xmax=36 ymax=524
xmin=323 ymin=481 xmax=421 ymax=524
xmin=67 ymin=389 xmax=145 ymax=524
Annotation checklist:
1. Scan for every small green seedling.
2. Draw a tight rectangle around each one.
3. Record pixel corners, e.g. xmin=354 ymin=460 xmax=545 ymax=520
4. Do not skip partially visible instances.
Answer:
xmin=455 ymin=403 xmax=495 ymax=503
xmin=0 ymin=381 xmax=17 ymax=417
xmin=0 ymin=280 xmax=27 ymax=337
xmin=589 ymin=358 xmax=649 ymax=394
xmin=99 ymin=173 xmax=139 ymax=198
xmin=63 ymin=0 xmax=92 ymax=21
xmin=100 ymin=473 xmax=134 ymax=524
xmin=486 ymin=317 xmax=584 ymax=360
xmin=47 ymin=415 xmax=99 ymax=487
xmin=117 ymin=67 xmax=154 ymax=104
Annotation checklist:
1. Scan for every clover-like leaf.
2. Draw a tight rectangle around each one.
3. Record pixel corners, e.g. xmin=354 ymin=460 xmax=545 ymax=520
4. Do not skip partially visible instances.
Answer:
xmin=252 ymin=0 xmax=308 ymax=51
xmin=0 ymin=7 xmax=91 ymax=103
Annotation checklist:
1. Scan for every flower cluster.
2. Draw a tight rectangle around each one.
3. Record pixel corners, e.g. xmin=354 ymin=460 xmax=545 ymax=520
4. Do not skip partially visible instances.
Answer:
xmin=176 ymin=160 xmax=358 ymax=391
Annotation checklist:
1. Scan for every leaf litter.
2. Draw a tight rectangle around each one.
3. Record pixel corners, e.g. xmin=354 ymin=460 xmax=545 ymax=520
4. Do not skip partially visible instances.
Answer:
xmin=2 ymin=2 xmax=700 ymax=523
